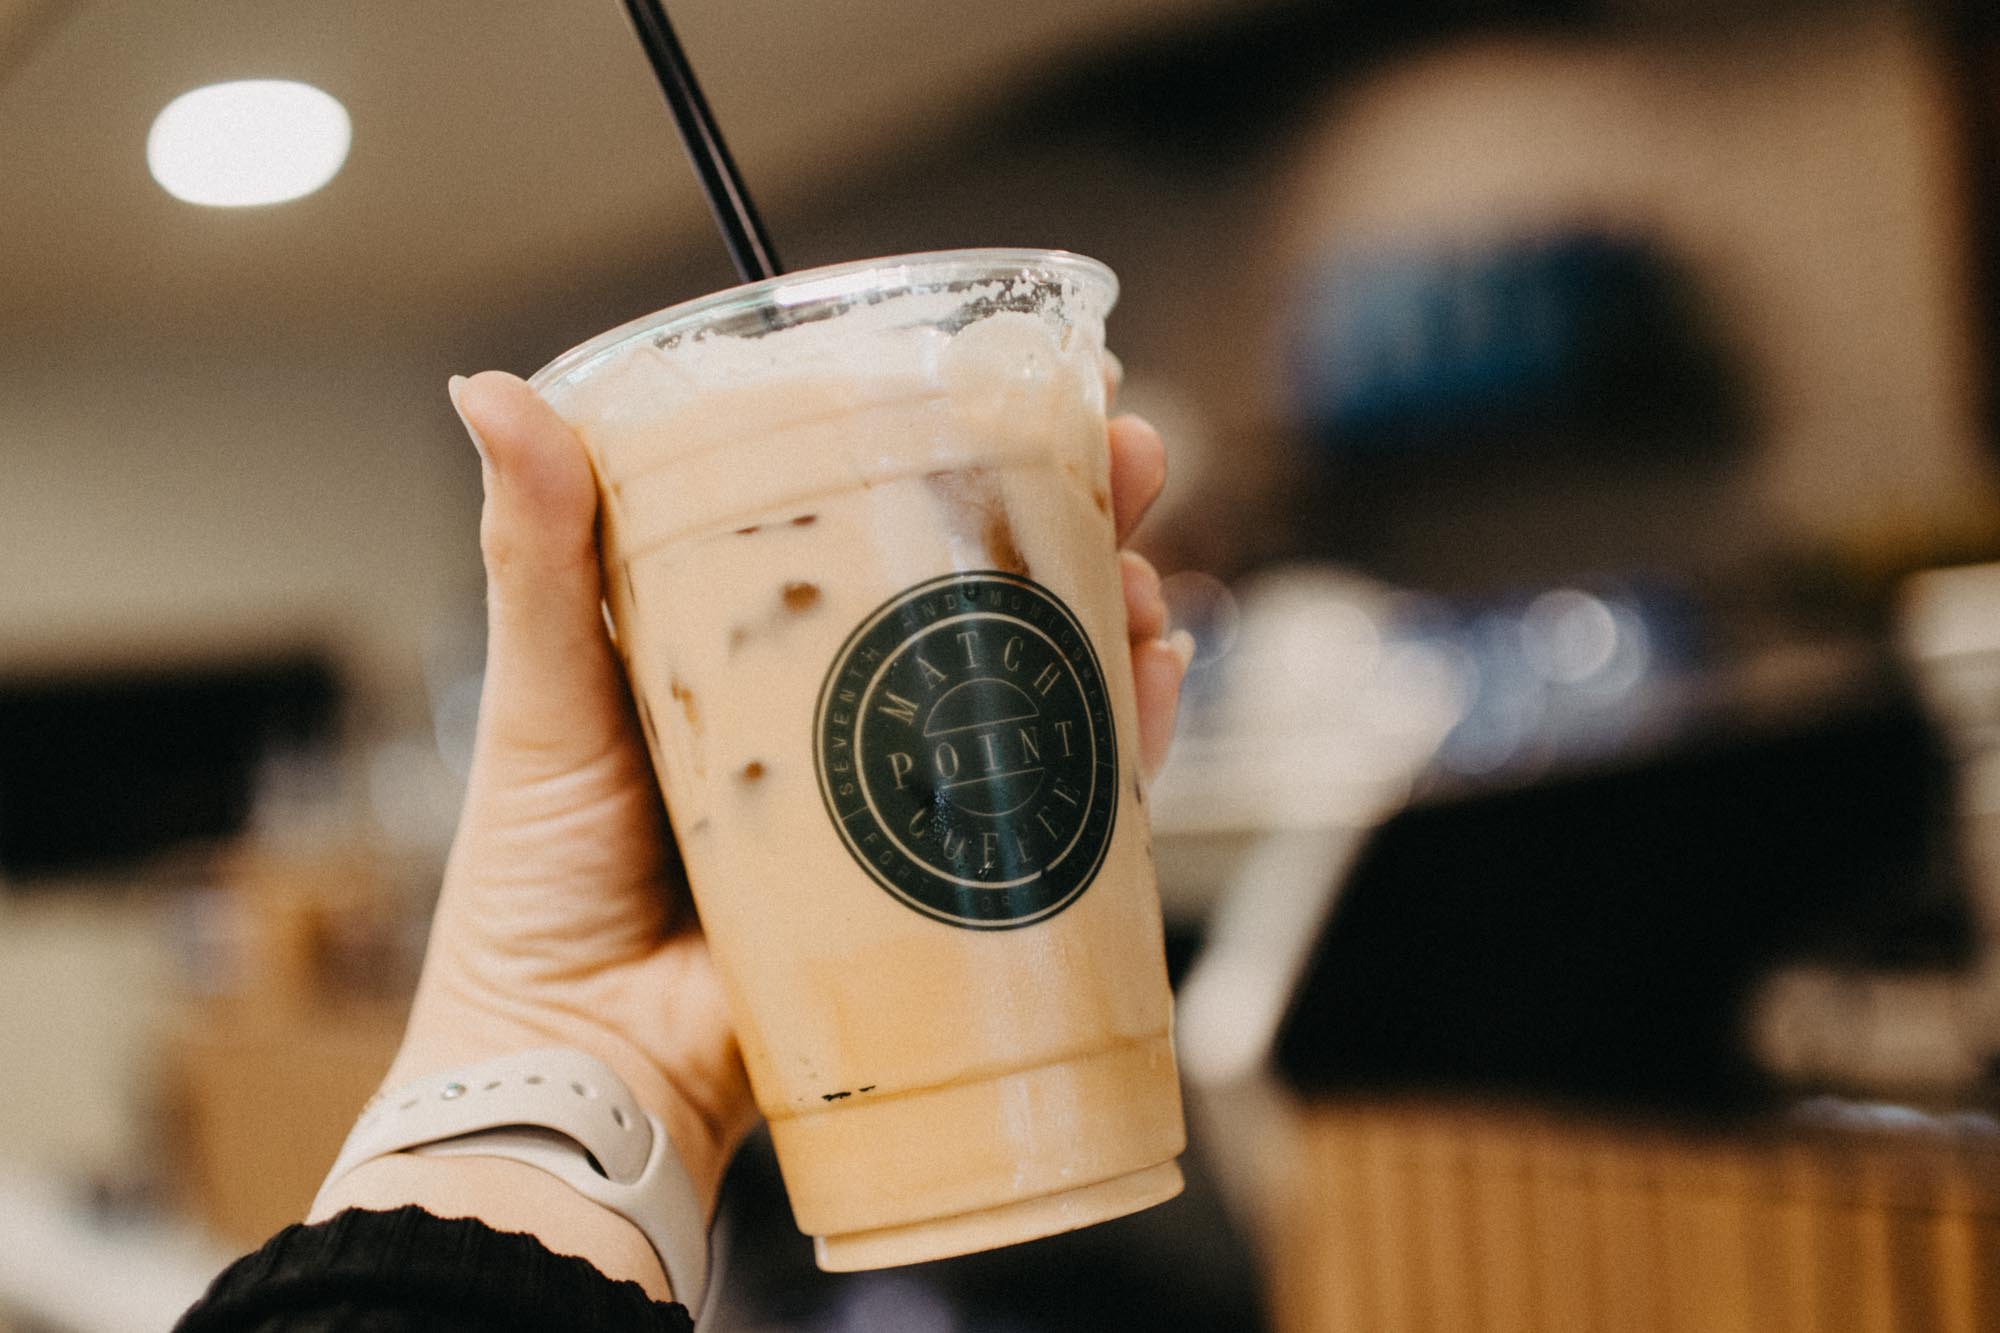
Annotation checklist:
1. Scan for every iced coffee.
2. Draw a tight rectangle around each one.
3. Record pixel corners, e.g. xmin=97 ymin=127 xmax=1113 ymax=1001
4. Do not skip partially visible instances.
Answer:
xmin=530 ymin=250 xmax=1183 ymax=1270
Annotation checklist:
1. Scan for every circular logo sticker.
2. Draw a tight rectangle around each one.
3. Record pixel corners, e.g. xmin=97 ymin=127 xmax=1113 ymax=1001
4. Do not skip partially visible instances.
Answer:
xmin=814 ymin=571 xmax=1119 ymax=930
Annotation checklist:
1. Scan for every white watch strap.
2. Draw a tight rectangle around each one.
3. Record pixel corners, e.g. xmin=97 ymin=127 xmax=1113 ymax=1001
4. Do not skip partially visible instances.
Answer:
xmin=312 ymin=1048 xmax=709 ymax=1314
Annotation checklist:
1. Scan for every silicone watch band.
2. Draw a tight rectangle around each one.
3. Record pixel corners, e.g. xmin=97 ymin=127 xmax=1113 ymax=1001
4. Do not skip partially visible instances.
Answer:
xmin=312 ymin=1048 xmax=709 ymax=1314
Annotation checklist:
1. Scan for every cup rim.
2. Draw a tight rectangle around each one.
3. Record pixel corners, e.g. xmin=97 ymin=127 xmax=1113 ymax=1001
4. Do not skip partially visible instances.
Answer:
xmin=527 ymin=248 xmax=1118 ymax=395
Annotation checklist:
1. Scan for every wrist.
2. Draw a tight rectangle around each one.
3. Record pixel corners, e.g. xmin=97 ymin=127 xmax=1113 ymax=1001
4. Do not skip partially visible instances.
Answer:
xmin=315 ymin=1047 xmax=715 ymax=1310
xmin=382 ymin=1028 xmax=737 ymax=1219
xmin=309 ymin=1153 xmax=673 ymax=1303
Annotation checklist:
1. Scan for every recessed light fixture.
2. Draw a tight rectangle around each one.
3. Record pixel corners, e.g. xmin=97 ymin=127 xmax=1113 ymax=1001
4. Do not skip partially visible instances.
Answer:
xmin=147 ymin=80 xmax=351 ymax=207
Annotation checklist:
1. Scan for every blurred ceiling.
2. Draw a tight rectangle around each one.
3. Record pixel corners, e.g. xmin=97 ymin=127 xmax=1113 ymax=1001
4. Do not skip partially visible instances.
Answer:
xmin=2 ymin=0 xmax=1269 ymax=340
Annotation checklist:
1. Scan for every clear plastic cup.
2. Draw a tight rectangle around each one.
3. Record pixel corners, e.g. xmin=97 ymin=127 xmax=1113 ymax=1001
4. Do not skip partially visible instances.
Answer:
xmin=531 ymin=250 xmax=1184 ymax=1270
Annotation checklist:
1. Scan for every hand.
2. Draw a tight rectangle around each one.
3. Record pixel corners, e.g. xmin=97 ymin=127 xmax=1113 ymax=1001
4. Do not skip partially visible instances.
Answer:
xmin=310 ymin=367 xmax=1192 ymax=1302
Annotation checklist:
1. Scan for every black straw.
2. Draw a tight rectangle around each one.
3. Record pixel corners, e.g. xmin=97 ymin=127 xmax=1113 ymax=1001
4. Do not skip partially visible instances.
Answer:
xmin=619 ymin=0 xmax=783 ymax=282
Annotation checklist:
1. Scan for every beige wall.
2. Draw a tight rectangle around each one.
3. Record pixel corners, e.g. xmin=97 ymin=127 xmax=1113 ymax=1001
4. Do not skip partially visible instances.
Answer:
xmin=0 ymin=319 xmax=482 ymax=716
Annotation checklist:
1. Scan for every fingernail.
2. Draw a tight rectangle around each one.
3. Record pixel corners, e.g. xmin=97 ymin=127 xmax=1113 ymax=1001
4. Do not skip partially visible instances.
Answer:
xmin=448 ymin=375 xmax=492 ymax=466
xmin=1167 ymin=629 xmax=1196 ymax=671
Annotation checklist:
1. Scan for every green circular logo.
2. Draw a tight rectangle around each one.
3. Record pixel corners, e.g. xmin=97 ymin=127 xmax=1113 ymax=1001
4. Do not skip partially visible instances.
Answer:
xmin=814 ymin=572 xmax=1119 ymax=929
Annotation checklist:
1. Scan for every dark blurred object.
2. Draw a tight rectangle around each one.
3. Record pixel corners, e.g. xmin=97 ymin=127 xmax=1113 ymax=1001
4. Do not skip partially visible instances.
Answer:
xmin=0 ymin=654 xmax=339 ymax=880
xmin=1002 ymin=0 xmax=1595 ymax=169
xmin=1937 ymin=0 xmax=2000 ymax=459
xmin=1417 ymin=579 xmax=1703 ymax=782
xmin=1274 ymin=676 xmax=1971 ymax=1108
xmin=1290 ymin=232 xmax=1741 ymax=461
xmin=708 ymin=1124 xmax=1267 ymax=1332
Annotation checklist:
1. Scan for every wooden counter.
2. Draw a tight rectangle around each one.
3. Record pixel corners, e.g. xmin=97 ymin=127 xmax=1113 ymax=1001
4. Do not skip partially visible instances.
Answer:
xmin=1264 ymin=1099 xmax=2000 ymax=1333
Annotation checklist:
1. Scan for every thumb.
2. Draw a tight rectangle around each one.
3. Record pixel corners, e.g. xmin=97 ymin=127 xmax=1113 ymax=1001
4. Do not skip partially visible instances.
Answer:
xmin=450 ymin=370 xmax=631 ymax=788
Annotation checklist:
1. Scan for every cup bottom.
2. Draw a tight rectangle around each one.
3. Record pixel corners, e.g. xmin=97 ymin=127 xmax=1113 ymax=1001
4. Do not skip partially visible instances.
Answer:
xmin=810 ymin=1160 xmax=1184 ymax=1272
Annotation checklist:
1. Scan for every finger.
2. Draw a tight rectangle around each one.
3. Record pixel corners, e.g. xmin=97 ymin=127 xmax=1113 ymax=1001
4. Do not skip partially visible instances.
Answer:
xmin=1133 ymin=633 xmax=1193 ymax=780
xmin=1108 ymin=414 xmax=1166 ymax=546
xmin=451 ymin=371 xmax=633 ymax=785
xmin=1121 ymin=551 xmax=1166 ymax=643
xmin=444 ymin=372 xmax=674 ymax=953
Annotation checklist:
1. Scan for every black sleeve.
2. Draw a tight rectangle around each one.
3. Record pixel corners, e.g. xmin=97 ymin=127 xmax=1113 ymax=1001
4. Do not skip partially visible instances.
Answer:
xmin=175 ymin=1205 xmax=694 ymax=1333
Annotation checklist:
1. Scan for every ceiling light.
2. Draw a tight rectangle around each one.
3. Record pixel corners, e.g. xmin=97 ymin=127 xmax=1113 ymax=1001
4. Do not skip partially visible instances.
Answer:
xmin=147 ymin=80 xmax=351 ymax=207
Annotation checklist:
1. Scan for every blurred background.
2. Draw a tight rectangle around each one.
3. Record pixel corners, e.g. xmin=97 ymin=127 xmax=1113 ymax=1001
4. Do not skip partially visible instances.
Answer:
xmin=7 ymin=0 xmax=2000 ymax=1327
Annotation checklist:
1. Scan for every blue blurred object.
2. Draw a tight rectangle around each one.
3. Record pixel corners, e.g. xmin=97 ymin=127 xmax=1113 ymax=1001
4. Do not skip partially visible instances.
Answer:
xmin=1289 ymin=231 xmax=1737 ymax=459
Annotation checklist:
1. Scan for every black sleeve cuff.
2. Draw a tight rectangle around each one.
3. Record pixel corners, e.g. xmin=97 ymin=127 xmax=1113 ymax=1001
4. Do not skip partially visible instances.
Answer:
xmin=175 ymin=1205 xmax=694 ymax=1332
